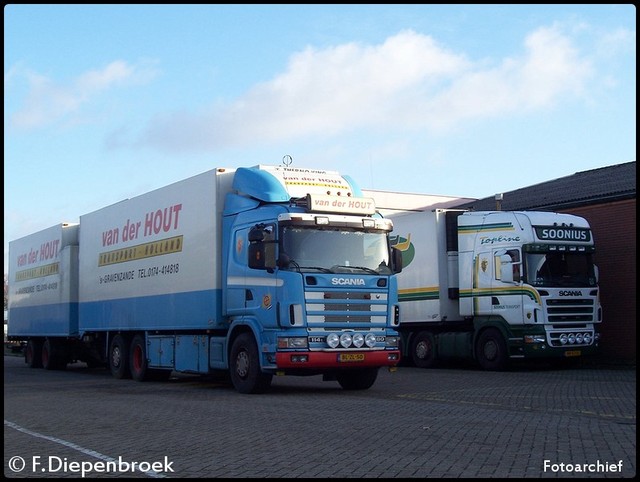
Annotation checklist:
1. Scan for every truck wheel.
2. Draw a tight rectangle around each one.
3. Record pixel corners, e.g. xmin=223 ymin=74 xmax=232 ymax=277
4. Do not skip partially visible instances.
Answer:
xmin=411 ymin=331 xmax=437 ymax=368
xmin=475 ymin=328 xmax=508 ymax=371
xmin=25 ymin=339 xmax=43 ymax=368
xmin=129 ymin=334 xmax=171 ymax=381
xmin=229 ymin=333 xmax=272 ymax=394
xmin=41 ymin=339 xmax=66 ymax=370
xmin=336 ymin=368 xmax=379 ymax=390
xmin=130 ymin=334 xmax=150 ymax=381
xmin=109 ymin=334 xmax=131 ymax=379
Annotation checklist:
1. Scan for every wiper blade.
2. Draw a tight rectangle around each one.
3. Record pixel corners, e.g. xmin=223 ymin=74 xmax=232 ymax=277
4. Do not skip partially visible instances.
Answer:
xmin=298 ymin=266 xmax=333 ymax=273
xmin=332 ymin=265 xmax=379 ymax=274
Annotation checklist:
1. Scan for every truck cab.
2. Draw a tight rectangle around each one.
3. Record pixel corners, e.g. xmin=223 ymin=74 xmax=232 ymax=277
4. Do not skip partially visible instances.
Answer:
xmin=456 ymin=211 xmax=602 ymax=367
xmin=217 ymin=166 xmax=402 ymax=392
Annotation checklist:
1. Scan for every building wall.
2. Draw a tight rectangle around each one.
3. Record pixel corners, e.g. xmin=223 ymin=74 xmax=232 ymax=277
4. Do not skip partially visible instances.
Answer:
xmin=561 ymin=199 xmax=636 ymax=364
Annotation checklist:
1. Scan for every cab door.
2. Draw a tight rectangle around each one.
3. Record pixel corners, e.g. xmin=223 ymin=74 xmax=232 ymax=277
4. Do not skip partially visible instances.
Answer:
xmin=244 ymin=223 xmax=279 ymax=329
xmin=490 ymin=248 xmax=525 ymax=325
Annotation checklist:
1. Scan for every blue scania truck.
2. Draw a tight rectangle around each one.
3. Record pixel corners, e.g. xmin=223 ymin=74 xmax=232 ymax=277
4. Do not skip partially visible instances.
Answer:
xmin=8 ymin=164 xmax=403 ymax=393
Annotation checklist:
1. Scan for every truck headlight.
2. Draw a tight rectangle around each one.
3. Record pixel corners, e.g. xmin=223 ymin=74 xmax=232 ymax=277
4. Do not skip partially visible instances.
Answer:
xmin=385 ymin=336 xmax=399 ymax=348
xmin=277 ymin=337 xmax=308 ymax=349
xmin=326 ymin=333 xmax=340 ymax=349
xmin=365 ymin=333 xmax=377 ymax=348
xmin=352 ymin=333 xmax=365 ymax=348
xmin=339 ymin=333 xmax=353 ymax=348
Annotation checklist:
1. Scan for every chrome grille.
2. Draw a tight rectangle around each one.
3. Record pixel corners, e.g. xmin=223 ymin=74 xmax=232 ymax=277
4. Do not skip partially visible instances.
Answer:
xmin=305 ymin=290 xmax=388 ymax=326
xmin=545 ymin=298 xmax=595 ymax=323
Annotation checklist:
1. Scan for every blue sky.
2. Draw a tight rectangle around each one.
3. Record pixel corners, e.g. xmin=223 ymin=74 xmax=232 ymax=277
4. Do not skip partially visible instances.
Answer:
xmin=4 ymin=4 xmax=636 ymax=268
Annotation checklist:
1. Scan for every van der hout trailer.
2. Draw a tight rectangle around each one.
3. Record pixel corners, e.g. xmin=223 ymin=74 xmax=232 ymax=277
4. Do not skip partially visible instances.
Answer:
xmin=7 ymin=165 xmax=403 ymax=393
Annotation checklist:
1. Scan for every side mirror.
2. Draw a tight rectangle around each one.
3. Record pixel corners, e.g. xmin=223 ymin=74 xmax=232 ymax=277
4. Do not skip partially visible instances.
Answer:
xmin=277 ymin=253 xmax=291 ymax=269
xmin=248 ymin=226 xmax=265 ymax=242
xmin=392 ymin=247 xmax=403 ymax=274
xmin=498 ymin=254 xmax=515 ymax=283
xmin=248 ymin=224 xmax=276 ymax=271
xmin=248 ymin=243 xmax=265 ymax=269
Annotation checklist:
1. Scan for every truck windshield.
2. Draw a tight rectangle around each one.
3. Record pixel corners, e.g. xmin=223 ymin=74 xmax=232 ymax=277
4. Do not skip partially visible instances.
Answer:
xmin=525 ymin=251 xmax=597 ymax=288
xmin=280 ymin=226 xmax=392 ymax=274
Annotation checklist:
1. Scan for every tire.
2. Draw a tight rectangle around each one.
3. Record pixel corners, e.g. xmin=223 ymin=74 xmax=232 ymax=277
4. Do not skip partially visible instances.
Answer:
xmin=475 ymin=328 xmax=508 ymax=371
xmin=229 ymin=333 xmax=272 ymax=394
xmin=109 ymin=334 xmax=131 ymax=379
xmin=25 ymin=339 xmax=43 ymax=368
xmin=129 ymin=334 xmax=171 ymax=381
xmin=130 ymin=334 xmax=150 ymax=381
xmin=41 ymin=338 xmax=67 ymax=370
xmin=411 ymin=331 xmax=437 ymax=368
xmin=336 ymin=367 xmax=379 ymax=390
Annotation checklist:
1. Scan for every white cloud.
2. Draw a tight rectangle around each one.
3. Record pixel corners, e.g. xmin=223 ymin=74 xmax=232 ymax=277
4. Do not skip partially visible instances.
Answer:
xmin=423 ymin=25 xmax=593 ymax=130
xmin=138 ymin=25 xmax=597 ymax=152
xmin=596 ymin=27 xmax=636 ymax=58
xmin=7 ymin=60 xmax=158 ymax=130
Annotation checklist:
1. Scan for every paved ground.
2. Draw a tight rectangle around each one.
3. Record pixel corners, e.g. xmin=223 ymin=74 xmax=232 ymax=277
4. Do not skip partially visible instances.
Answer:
xmin=4 ymin=355 xmax=636 ymax=478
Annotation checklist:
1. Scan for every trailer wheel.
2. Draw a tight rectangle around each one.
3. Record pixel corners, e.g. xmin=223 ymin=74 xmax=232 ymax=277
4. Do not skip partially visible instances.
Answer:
xmin=229 ymin=333 xmax=272 ymax=394
xmin=336 ymin=368 xmax=379 ymax=390
xmin=109 ymin=334 xmax=131 ymax=379
xmin=411 ymin=331 xmax=437 ymax=368
xmin=41 ymin=339 xmax=66 ymax=370
xmin=475 ymin=328 xmax=508 ymax=371
xmin=25 ymin=339 xmax=43 ymax=368
xmin=128 ymin=334 xmax=171 ymax=381
xmin=130 ymin=334 xmax=150 ymax=381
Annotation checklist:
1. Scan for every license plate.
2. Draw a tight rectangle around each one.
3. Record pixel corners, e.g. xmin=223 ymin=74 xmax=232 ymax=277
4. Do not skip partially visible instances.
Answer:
xmin=338 ymin=353 xmax=365 ymax=362
xmin=564 ymin=350 xmax=581 ymax=357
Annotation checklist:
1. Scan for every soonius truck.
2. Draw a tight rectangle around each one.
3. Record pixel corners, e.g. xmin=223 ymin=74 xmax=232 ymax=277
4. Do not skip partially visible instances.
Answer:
xmin=385 ymin=208 xmax=602 ymax=370
xmin=7 ymin=165 xmax=403 ymax=393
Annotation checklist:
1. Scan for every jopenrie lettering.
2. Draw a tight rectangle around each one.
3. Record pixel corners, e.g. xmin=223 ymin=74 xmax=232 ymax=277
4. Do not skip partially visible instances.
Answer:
xmin=479 ymin=235 xmax=521 ymax=245
xmin=331 ymin=277 xmax=365 ymax=286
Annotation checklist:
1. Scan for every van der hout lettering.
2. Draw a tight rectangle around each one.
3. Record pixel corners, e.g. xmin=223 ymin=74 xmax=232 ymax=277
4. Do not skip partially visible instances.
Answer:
xmin=313 ymin=198 xmax=373 ymax=210
xmin=16 ymin=239 xmax=61 ymax=267
xmin=101 ymin=204 xmax=183 ymax=247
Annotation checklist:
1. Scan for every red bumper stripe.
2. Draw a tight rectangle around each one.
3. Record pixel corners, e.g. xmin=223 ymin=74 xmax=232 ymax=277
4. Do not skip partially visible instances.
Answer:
xmin=276 ymin=351 xmax=401 ymax=369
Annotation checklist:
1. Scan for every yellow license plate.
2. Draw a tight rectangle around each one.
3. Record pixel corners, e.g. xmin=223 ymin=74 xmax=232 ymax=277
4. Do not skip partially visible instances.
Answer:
xmin=338 ymin=353 xmax=365 ymax=362
xmin=564 ymin=350 xmax=581 ymax=357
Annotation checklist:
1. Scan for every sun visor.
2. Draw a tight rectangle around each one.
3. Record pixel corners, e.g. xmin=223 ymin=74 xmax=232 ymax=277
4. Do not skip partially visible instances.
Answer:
xmin=232 ymin=167 xmax=291 ymax=202
xmin=232 ymin=165 xmax=361 ymax=202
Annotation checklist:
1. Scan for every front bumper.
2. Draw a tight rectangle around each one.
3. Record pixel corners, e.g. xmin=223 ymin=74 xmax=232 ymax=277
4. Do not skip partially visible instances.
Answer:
xmin=276 ymin=350 xmax=400 ymax=369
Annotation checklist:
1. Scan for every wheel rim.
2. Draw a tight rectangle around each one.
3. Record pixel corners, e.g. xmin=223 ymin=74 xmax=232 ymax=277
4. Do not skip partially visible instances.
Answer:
xmin=236 ymin=351 xmax=249 ymax=379
xmin=112 ymin=346 xmax=122 ymax=368
xmin=133 ymin=345 xmax=143 ymax=372
xmin=483 ymin=340 xmax=498 ymax=361
xmin=416 ymin=340 xmax=431 ymax=360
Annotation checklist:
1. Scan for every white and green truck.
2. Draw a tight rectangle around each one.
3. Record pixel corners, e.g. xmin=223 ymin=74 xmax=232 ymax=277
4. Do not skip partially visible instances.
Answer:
xmin=384 ymin=208 xmax=602 ymax=370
